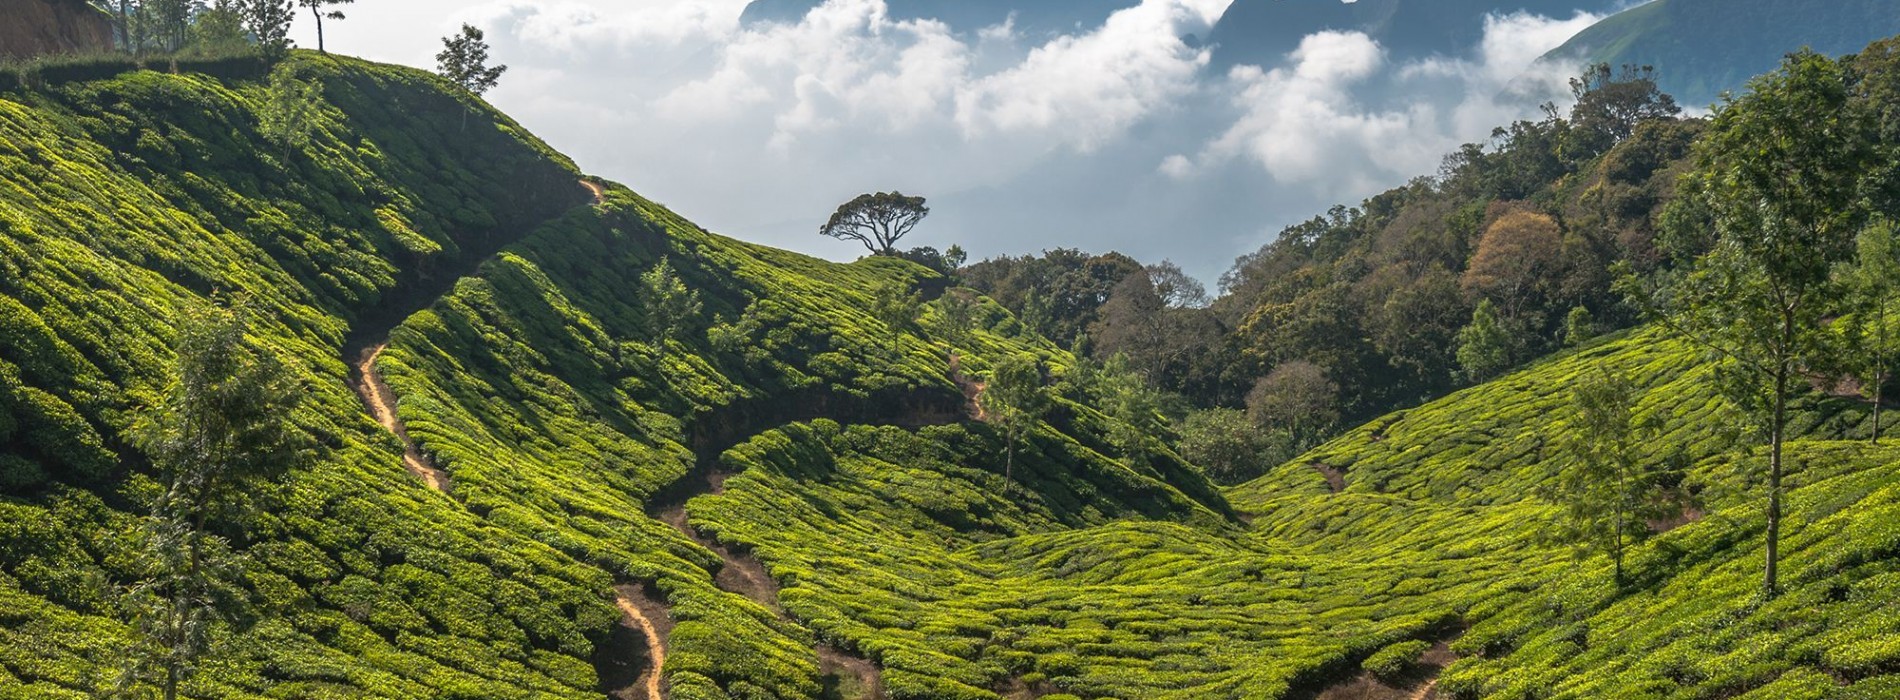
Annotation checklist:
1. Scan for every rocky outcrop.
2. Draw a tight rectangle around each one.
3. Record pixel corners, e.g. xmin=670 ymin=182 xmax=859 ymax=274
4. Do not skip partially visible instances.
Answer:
xmin=0 ymin=0 xmax=114 ymax=60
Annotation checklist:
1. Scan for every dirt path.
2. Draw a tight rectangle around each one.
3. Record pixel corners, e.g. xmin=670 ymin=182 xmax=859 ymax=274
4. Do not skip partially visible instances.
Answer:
xmin=609 ymin=586 xmax=670 ymax=700
xmin=351 ymin=344 xmax=452 ymax=494
xmin=345 ymin=179 xmax=671 ymax=700
xmin=640 ymin=382 xmax=971 ymax=700
xmin=1308 ymin=640 xmax=1457 ymax=700
xmin=949 ymin=353 xmax=988 ymax=421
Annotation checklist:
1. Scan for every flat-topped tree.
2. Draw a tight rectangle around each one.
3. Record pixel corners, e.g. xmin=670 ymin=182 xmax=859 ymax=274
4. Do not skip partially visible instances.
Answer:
xmin=821 ymin=191 xmax=928 ymax=255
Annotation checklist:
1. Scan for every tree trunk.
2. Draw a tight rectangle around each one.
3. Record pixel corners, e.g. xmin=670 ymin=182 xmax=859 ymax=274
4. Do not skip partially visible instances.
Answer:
xmin=1876 ymin=302 xmax=1886 ymax=444
xmin=1005 ymin=427 xmax=1015 ymax=485
xmin=312 ymin=6 xmax=325 ymax=53
xmin=1766 ymin=364 xmax=1787 ymax=599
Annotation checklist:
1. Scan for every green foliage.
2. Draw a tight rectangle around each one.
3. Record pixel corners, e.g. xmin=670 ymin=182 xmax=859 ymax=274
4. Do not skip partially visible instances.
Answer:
xmin=257 ymin=63 xmax=318 ymax=153
xmin=435 ymin=24 xmax=506 ymax=98
xmin=980 ymin=354 xmax=1051 ymax=482
xmin=1175 ymin=408 xmax=1285 ymax=485
xmin=1362 ymin=639 xmax=1430 ymax=681
xmin=1647 ymin=48 xmax=1873 ymax=597
xmin=1548 ymin=366 xmax=1678 ymax=583
xmin=1456 ymin=299 xmax=1520 ymax=382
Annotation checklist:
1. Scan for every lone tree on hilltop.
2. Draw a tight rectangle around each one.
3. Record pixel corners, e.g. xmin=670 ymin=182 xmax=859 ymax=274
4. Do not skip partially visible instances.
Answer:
xmin=296 ymin=0 xmax=350 ymax=53
xmin=820 ymin=192 xmax=928 ymax=255
xmin=438 ymin=24 xmax=508 ymax=97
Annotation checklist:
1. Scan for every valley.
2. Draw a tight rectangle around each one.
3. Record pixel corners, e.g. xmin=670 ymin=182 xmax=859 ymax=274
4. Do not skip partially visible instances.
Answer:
xmin=1 ymin=4 xmax=1899 ymax=700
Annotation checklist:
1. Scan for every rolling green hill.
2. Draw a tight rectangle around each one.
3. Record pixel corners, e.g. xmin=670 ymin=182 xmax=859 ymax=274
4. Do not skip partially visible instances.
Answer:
xmin=1543 ymin=0 xmax=1900 ymax=108
xmin=3 ymin=41 xmax=1900 ymax=700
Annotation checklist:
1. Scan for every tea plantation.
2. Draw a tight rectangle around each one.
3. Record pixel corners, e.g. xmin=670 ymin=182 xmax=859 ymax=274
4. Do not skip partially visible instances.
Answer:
xmin=1 ymin=51 xmax=1897 ymax=700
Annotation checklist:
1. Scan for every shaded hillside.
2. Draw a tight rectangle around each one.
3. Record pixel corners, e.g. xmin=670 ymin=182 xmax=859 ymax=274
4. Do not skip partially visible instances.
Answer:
xmin=1543 ymin=0 xmax=1900 ymax=107
xmin=0 ymin=0 xmax=113 ymax=60
xmin=1207 ymin=0 xmax=1618 ymax=69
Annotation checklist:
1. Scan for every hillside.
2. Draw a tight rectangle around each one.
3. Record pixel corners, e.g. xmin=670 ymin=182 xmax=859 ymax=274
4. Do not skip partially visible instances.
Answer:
xmin=1543 ymin=0 xmax=1900 ymax=107
xmin=4 ymin=33 xmax=1900 ymax=700
xmin=1226 ymin=327 xmax=1900 ymax=698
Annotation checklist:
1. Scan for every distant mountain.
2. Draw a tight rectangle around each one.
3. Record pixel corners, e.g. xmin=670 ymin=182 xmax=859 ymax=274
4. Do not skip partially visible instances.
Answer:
xmin=1207 ymin=0 xmax=1620 ymax=69
xmin=1543 ymin=0 xmax=1900 ymax=108
xmin=738 ymin=0 xmax=1141 ymax=38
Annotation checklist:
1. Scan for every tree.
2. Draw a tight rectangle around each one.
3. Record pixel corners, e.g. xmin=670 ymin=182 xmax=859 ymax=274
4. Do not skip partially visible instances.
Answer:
xmin=1245 ymin=360 xmax=1339 ymax=451
xmin=438 ymin=24 xmax=508 ymax=97
xmin=820 ymin=192 xmax=929 ymax=256
xmin=239 ymin=0 xmax=296 ymax=59
xmin=1646 ymin=51 xmax=1869 ymax=599
xmin=1550 ymin=366 xmax=1671 ymax=585
xmin=1463 ymin=206 xmax=1564 ymax=317
xmin=1564 ymin=305 xmax=1599 ymax=347
xmin=870 ymin=281 xmax=922 ymax=356
xmin=1843 ymin=220 xmax=1900 ymax=442
xmin=258 ymin=64 xmax=321 ymax=158
xmin=121 ymin=299 xmax=307 ymax=700
xmin=185 ymin=1 xmax=249 ymax=55
xmin=1567 ymin=63 xmax=1683 ymax=159
xmin=936 ymin=288 xmax=980 ymax=356
xmin=1176 ymin=408 xmax=1284 ymax=485
xmin=296 ymin=0 xmax=351 ymax=53
xmin=641 ymin=257 xmax=702 ymax=357
xmin=1146 ymin=260 xmax=1208 ymax=308
xmin=1098 ymin=357 xmax=1165 ymax=467
xmin=1456 ymin=300 xmax=1521 ymax=383
xmin=980 ymin=354 xmax=1050 ymax=486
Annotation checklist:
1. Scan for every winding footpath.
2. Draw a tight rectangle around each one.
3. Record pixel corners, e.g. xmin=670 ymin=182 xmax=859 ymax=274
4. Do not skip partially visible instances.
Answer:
xmin=346 ymin=181 xmax=988 ymax=699
xmin=346 ymin=180 xmax=669 ymax=700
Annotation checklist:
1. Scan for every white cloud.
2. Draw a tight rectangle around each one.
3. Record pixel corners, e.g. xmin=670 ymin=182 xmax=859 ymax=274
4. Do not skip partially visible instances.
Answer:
xmin=300 ymin=0 xmax=1611 ymax=280
xmin=1171 ymin=11 xmax=1604 ymax=201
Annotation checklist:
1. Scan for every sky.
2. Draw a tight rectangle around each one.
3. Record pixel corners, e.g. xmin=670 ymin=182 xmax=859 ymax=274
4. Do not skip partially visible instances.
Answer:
xmin=288 ymin=0 xmax=1605 ymax=284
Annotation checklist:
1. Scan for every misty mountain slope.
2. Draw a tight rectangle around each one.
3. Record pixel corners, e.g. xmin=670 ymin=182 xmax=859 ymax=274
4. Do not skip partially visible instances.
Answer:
xmin=1544 ymin=0 xmax=1900 ymax=107
xmin=738 ymin=0 xmax=1140 ymax=38
xmin=1207 ymin=0 xmax=1621 ymax=69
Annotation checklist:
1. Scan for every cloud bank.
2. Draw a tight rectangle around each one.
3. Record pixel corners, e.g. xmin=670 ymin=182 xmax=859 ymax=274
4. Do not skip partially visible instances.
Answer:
xmin=445 ymin=0 xmax=1603 ymax=279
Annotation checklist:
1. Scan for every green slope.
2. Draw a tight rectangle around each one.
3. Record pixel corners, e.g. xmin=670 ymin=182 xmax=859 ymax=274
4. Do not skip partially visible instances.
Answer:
xmin=1544 ymin=0 xmax=1900 ymax=108
xmin=0 ymin=52 xmax=1234 ymax=700
xmin=1228 ymin=328 xmax=1898 ymax=698
xmin=4 ymin=44 xmax=1900 ymax=700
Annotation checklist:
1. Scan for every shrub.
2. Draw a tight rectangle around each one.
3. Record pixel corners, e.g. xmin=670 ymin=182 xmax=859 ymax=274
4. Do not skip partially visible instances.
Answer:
xmin=1364 ymin=639 xmax=1432 ymax=681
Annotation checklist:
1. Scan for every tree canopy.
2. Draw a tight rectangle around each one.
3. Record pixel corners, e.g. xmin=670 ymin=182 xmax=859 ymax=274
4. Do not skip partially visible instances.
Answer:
xmin=819 ymin=192 xmax=929 ymax=255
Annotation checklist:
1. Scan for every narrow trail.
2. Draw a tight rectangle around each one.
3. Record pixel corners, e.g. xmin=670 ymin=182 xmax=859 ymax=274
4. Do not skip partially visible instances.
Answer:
xmin=608 ymin=585 xmax=671 ymax=700
xmin=350 ymin=344 xmax=452 ymax=494
xmin=640 ymin=359 xmax=980 ymax=700
xmin=345 ymin=179 xmax=669 ymax=700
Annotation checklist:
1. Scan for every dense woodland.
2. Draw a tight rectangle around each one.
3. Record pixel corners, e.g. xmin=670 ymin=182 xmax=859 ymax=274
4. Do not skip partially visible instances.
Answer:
xmin=2 ymin=3 xmax=1900 ymax=700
